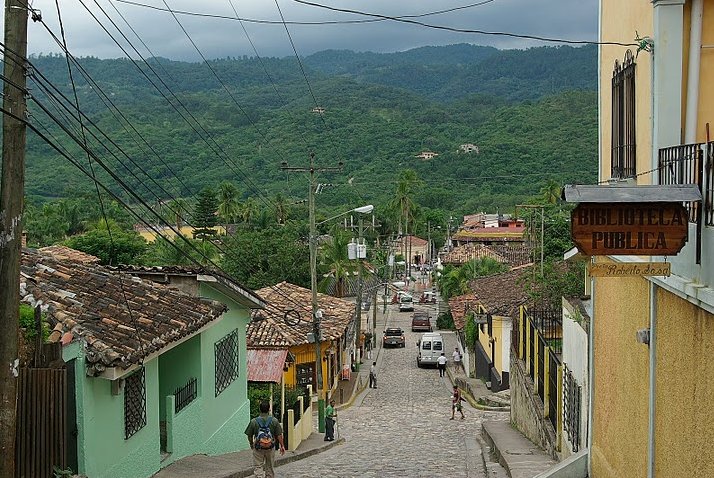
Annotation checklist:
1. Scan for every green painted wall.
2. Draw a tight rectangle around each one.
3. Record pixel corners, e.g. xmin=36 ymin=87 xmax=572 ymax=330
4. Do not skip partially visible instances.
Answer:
xmin=74 ymin=355 xmax=161 ymax=478
xmin=197 ymin=283 xmax=252 ymax=455
xmin=63 ymin=281 xmax=254 ymax=477
xmin=158 ymin=334 xmax=201 ymax=420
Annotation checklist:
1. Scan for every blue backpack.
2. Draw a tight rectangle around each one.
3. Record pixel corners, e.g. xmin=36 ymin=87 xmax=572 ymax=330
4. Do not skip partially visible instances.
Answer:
xmin=254 ymin=417 xmax=275 ymax=450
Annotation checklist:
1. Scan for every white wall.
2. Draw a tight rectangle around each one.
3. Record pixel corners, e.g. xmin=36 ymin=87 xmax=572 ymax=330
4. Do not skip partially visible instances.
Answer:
xmin=562 ymin=304 xmax=590 ymax=455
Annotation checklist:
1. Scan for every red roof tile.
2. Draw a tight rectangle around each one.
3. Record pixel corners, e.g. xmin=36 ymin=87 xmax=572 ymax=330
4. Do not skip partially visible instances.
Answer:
xmin=21 ymin=249 xmax=226 ymax=376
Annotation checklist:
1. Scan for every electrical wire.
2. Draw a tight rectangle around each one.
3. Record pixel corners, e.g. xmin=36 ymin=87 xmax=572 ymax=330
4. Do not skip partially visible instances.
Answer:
xmin=3 ymin=43 xmax=328 ymax=321
xmin=293 ymin=0 xmax=638 ymax=48
xmin=114 ymin=0 xmax=498 ymax=25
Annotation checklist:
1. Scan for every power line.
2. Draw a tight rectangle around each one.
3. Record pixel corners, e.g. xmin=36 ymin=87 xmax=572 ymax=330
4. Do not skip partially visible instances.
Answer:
xmin=293 ymin=0 xmax=638 ymax=48
xmin=28 ymin=3 xmax=280 ymax=213
xmin=114 ymin=0 xmax=498 ymax=25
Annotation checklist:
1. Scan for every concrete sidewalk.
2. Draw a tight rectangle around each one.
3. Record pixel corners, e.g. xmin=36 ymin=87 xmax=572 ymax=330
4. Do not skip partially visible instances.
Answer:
xmin=482 ymin=421 xmax=557 ymax=478
xmin=153 ymin=434 xmax=343 ymax=478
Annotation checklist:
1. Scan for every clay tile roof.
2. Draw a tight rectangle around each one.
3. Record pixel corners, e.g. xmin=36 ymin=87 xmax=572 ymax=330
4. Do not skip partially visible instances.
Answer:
xmin=38 ymin=245 xmax=100 ymax=264
xmin=467 ymin=267 xmax=533 ymax=318
xmin=20 ymin=249 xmax=226 ymax=376
xmin=402 ymin=236 xmax=428 ymax=247
xmin=247 ymin=282 xmax=355 ymax=348
xmin=114 ymin=264 xmax=265 ymax=308
xmin=453 ymin=228 xmax=525 ymax=242
xmin=448 ymin=293 xmax=480 ymax=330
xmin=442 ymin=244 xmax=507 ymax=266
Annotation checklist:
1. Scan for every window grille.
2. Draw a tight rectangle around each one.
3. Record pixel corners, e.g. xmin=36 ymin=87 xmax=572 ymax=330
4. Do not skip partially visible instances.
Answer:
xmin=174 ymin=377 xmax=198 ymax=414
xmin=214 ymin=329 xmax=239 ymax=396
xmin=124 ymin=368 xmax=147 ymax=440
xmin=611 ymin=50 xmax=636 ymax=179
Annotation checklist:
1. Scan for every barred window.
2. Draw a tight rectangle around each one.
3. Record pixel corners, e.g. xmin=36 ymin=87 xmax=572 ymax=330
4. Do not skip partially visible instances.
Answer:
xmin=611 ymin=50 xmax=636 ymax=179
xmin=124 ymin=368 xmax=147 ymax=440
xmin=215 ymin=329 xmax=239 ymax=396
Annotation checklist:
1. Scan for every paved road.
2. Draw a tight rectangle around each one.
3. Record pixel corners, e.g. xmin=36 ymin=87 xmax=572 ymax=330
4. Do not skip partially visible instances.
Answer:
xmin=276 ymin=305 xmax=502 ymax=478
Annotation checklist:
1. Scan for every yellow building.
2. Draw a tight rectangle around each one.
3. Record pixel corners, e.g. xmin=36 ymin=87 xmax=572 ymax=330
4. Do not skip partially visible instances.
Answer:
xmin=246 ymin=282 xmax=356 ymax=400
xmin=135 ymin=225 xmax=225 ymax=242
xmin=593 ymin=2 xmax=714 ymax=477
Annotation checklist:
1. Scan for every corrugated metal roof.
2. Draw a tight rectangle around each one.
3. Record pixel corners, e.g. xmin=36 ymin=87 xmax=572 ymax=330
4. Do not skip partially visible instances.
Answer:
xmin=247 ymin=348 xmax=288 ymax=383
xmin=563 ymin=184 xmax=702 ymax=203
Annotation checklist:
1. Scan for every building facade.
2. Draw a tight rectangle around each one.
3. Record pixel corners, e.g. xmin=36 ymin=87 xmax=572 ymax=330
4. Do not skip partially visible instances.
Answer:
xmin=594 ymin=2 xmax=714 ymax=477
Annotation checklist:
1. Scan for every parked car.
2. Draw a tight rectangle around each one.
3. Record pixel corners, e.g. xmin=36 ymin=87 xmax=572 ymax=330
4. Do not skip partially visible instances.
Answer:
xmin=416 ymin=332 xmax=444 ymax=367
xmin=399 ymin=294 xmax=414 ymax=312
xmin=411 ymin=312 xmax=433 ymax=332
xmin=383 ymin=328 xmax=405 ymax=348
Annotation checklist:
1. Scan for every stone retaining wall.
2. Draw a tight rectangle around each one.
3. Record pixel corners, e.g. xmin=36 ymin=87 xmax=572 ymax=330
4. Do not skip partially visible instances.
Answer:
xmin=509 ymin=353 xmax=557 ymax=459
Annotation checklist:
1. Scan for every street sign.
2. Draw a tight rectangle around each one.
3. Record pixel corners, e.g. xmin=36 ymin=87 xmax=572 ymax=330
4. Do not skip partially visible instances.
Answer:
xmin=472 ymin=313 xmax=489 ymax=324
xmin=589 ymin=262 xmax=671 ymax=277
xmin=571 ymin=202 xmax=688 ymax=256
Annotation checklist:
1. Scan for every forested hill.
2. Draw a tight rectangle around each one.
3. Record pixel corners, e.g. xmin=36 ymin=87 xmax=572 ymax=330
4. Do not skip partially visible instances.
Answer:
xmin=303 ymin=44 xmax=597 ymax=101
xmin=24 ymin=44 xmax=598 ymax=213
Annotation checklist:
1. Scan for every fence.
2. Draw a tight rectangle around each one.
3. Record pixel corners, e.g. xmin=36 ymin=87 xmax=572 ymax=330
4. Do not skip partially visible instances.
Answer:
xmin=15 ymin=367 xmax=67 ymax=478
xmin=515 ymin=306 xmax=563 ymax=436
xmin=174 ymin=377 xmax=197 ymax=414
xmin=563 ymin=364 xmax=583 ymax=452
xmin=284 ymin=385 xmax=314 ymax=451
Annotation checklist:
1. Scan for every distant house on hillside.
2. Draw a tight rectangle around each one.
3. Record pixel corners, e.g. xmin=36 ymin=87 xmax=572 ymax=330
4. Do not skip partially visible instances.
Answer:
xmin=415 ymin=151 xmax=439 ymax=160
xmin=311 ymin=106 xmax=326 ymax=114
xmin=458 ymin=143 xmax=479 ymax=154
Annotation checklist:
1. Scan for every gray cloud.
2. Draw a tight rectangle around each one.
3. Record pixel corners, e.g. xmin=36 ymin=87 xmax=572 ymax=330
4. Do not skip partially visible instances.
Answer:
xmin=23 ymin=0 xmax=598 ymax=60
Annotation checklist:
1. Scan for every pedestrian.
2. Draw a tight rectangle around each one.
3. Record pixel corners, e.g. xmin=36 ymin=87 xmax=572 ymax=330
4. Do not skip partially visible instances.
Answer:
xmin=325 ymin=399 xmax=337 ymax=441
xmin=437 ymin=352 xmax=447 ymax=377
xmin=369 ymin=361 xmax=377 ymax=388
xmin=451 ymin=385 xmax=465 ymax=420
xmin=452 ymin=347 xmax=461 ymax=371
xmin=244 ymin=401 xmax=285 ymax=478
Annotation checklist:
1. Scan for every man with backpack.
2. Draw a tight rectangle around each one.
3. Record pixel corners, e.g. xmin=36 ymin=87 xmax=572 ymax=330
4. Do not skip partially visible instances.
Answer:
xmin=244 ymin=401 xmax=285 ymax=478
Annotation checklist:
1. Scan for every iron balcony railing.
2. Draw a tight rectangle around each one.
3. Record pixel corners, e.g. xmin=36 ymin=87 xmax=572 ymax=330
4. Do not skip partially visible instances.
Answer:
xmin=659 ymin=142 xmax=714 ymax=227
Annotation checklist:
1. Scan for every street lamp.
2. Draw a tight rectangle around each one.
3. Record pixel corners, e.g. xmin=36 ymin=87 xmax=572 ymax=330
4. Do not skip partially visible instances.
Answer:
xmin=310 ymin=203 xmax=373 ymax=432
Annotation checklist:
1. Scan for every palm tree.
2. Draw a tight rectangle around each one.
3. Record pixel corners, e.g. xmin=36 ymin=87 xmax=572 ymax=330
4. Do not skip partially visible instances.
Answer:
xmin=240 ymin=198 xmax=258 ymax=227
xmin=166 ymin=198 xmax=189 ymax=231
xmin=318 ymin=228 xmax=356 ymax=298
xmin=217 ymin=182 xmax=240 ymax=233
xmin=274 ymin=193 xmax=288 ymax=225
xmin=540 ymin=179 xmax=561 ymax=205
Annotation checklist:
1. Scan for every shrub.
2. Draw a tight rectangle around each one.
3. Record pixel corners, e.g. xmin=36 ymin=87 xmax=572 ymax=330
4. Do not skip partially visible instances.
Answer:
xmin=436 ymin=311 xmax=455 ymax=330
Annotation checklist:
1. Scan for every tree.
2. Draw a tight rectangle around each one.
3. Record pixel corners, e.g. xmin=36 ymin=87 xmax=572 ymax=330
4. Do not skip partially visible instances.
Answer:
xmin=540 ymin=179 xmax=562 ymax=205
xmin=65 ymin=220 xmax=147 ymax=265
xmin=318 ymin=228 xmax=356 ymax=298
xmin=164 ymin=198 xmax=190 ymax=231
xmin=274 ymin=193 xmax=288 ymax=225
xmin=143 ymin=236 xmax=218 ymax=266
xmin=221 ymin=224 xmax=310 ymax=289
xmin=217 ymin=182 xmax=240 ymax=231
xmin=240 ymin=197 xmax=258 ymax=227
xmin=193 ymin=187 xmax=218 ymax=240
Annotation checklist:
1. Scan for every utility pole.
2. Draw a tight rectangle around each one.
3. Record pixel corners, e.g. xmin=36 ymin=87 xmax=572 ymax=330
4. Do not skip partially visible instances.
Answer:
xmin=0 ymin=1 xmax=28 ymax=476
xmin=0 ymin=0 xmax=28 ymax=478
xmin=354 ymin=216 xmax=364 ymax=368
xmin=516 ymin=204 xmax=545 ymax=276
xmin=280 ymin=153 xmax=340 ymax=433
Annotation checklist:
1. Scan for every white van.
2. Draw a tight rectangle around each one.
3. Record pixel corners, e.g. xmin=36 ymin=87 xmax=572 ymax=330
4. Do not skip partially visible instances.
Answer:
xmin=416 ymin=332 xmax=444 ymax=368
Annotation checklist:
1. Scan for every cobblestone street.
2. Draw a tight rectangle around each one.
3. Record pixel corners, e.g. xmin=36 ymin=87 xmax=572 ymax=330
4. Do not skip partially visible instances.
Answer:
xmin=276 ymin=305 xmax=507 ymax=478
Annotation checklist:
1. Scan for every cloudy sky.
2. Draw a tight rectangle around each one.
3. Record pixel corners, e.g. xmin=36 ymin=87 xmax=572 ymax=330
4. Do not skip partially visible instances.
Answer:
xmin=22 ymin=0 xmax=598 ymax=60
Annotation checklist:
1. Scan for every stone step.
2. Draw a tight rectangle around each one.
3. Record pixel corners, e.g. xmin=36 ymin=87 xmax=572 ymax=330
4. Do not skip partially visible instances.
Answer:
xmin=481 ymin=420 xmax=557 ymax=478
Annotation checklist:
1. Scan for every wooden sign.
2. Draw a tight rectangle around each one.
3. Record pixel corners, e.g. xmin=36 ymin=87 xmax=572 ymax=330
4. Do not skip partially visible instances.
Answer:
xmin=589 ymin=262 xmax=671 ymax=277
xmin=571 ymin=202 xmax=688 ymax=256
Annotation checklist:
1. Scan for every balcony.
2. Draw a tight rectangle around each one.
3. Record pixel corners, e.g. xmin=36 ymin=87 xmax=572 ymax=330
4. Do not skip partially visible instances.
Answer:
xmin=658 ymin=143 xmax=714 ymax=227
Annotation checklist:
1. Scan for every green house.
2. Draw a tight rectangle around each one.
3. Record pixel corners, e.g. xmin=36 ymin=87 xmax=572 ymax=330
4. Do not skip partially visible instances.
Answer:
xmin=20 ymin=248 xmax=265 ymax=478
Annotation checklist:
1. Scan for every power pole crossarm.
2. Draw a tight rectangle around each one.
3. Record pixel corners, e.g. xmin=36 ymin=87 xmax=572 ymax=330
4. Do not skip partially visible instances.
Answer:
xmin=0 ymin=1 xmax=29 ymax=476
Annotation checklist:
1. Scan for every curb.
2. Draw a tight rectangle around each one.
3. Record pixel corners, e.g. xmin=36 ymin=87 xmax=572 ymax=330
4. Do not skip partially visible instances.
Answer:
xmin=275 ymin=437 xmax=344 ymax=468
xmin=446 ymin=368 xmax=510 ymax=413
